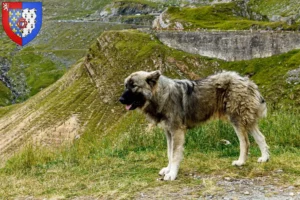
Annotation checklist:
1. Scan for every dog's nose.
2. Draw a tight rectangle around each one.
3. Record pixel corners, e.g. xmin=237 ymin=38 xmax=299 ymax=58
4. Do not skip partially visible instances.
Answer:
xmin=119 ymin=97 xmax=125 ymax=104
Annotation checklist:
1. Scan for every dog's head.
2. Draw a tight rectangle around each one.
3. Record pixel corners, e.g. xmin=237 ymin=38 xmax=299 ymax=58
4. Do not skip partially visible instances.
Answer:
xmin=119 ymin=70 xmax=161 ymax=110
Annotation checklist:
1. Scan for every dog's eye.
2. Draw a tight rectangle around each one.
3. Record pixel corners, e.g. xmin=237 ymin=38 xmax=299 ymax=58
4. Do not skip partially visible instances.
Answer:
xmin=130 ymin=82 xmax=137 ymax=88
xmin=125 ymin=82 xmax=137 ymax=89
xmin=127 ymin=80 xmax=137 ymax=88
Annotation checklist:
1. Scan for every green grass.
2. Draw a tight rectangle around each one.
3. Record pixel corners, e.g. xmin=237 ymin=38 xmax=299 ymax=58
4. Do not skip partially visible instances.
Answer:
xmin=0 ymin=104 xmax=19 ymax=118
xmin=41 ymin=0 xmax=112 ymax=20
xmin=7 ymin=50 xmax=66 ymax=101
xmin=0 ymin=0 xmax=135 ymax=104
xmin=0 ymin=30 xmax=16 ymax=106
xmin=0 ymin=81 xmax=13 ymax=107
xmin=0 ymin=30 xmax=300 ymax=198
xmin=166 ymin=3 xmax=299 ymax=30
xmin=0 ymin=34 xmax=16 ymax=58
xmin=1 ymin=109 xmax=300 ymax=198
xmin=0 ymin=20 xmax=133 ymax=103
xmin=1 ymin=0 xmax=298 ymax=106
xmin=249 ymin=0 xmax=300 ymax=22
xmin=114 ymin=0 xmax=163 ymax=8
xmin=116 ymin=15 xmax=156 ymax=25
xmin=0 ymin=0 xmax=112 ymax=20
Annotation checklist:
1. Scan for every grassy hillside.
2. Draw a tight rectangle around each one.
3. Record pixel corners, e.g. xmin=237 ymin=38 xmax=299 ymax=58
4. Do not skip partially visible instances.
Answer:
xmin=0 ymin=21 xmax=132 ymax=103
xmin=0 ymin=81 xmax=12 ymax=106
xmin=0 ymin=33 xmax=16 ymax=106
xmin=0 ymin=0 xmax=112 ymax=20
xmin=165 ymin=2 xmax=300 ymax=30
xmin=0 ymin=30 xmax=300 ymax=198
xmin=249 ymin=0 xmax=300 ymax=22
xmin=0 ymin=0 xmax=136 ymax=104
xmin=1 ymin=0 xmax=300 ymax=105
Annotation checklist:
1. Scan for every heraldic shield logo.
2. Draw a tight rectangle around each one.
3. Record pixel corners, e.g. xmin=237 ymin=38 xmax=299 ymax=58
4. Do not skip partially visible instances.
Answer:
xmin=2 ymin=2 xmax=42 ymax=46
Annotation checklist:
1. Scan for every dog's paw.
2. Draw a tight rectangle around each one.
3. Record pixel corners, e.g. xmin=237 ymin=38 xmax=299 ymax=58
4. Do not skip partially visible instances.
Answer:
xmin=159 ymin=167 xmax=170 ymax=176
xmin=232 ymin=160 xmax=245 ymax=166
xmin=257 ymin=156 xmax=269 ymax=163
xmin=163 ymin=172 xmax=177 ymax=181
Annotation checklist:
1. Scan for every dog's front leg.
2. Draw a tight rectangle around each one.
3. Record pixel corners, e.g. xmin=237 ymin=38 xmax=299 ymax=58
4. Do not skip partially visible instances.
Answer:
xmin=163 ymin=128 xmax=185 ymax=181
xmin=159 ymin=130 xmax=172 ymax=176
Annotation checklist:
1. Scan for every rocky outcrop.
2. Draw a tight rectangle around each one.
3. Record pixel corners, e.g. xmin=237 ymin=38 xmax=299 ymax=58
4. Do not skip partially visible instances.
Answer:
xmin=286 ymin=67 xmax=300 ymax=85
xmin=235 ymin=0 xmax=268 ymax=21
xmin=152 ymin=9 xmax=170 ymax=29
xmin=0 ymin=57 xmax=18 ymax=102
xmin=101 ymin=2 xmax=159 ymax=16
xmin=152 ymin=1 xmax=269 ymax=30
xmin=145 ymin=0 xmax=233 ymax=4
xmin=180 ymin=0 xmax=233 ymax=5
xmin=156 ymin=31 xmax=300 ymax=61
xmin=269 ymin=15 xmax=298 ymax=25
xmin=92 ymin=1 xmax=163 ymax=25
xmin=0 ymin=58 xmax=11 ymax=88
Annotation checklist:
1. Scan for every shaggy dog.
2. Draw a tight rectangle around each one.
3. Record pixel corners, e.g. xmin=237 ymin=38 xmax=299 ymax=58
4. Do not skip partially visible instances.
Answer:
xmin=119 ymin=70 xmax=269 ymax=181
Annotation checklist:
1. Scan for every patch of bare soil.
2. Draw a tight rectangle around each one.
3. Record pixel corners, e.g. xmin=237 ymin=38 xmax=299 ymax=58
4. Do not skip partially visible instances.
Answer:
xmin=32 ymin=115 xmax=80 ymax=146
xmin=0 ymin=109 xmax=80 ymax=164
xmin=136 ymin=175 xmax=300 ymax=199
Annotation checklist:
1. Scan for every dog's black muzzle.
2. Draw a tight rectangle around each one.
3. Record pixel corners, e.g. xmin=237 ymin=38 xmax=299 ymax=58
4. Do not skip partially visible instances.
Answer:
xmin=119 ymin=96 xmax=126 ymax=104
xmin=119 ymin=89 xmax=146 ymax=110
xmin=119 ymin=89 xmax=134 ymax=104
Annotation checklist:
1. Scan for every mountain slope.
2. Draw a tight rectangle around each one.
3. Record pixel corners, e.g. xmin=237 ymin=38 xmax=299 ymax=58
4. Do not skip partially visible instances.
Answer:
xmin=1 ymin=0 xmax=300 ymax=105
xmin=160 ymin=2 xmax=300 ymax=30
xmin=1 ymin=29 xmax=300 ymax=165
xmin=0 ymin=29 xmax=300 ymax=199
xmin=249 ymin=0 xmax=300 ymax=22
xmin=0 ymin=30 xmax=195 ymax=163
xmin=0 ymin=0 xmax=131 ymax=104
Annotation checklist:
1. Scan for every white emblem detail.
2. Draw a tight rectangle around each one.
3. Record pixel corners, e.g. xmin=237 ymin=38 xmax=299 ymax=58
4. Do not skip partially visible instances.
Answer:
xmin=21 ymin=8 xmax=36 ymax=37
xmin=3 ymin=3 xmax=9 ymax=11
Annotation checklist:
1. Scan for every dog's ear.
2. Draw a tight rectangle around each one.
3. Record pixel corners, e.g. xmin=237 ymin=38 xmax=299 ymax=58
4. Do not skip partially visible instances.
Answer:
xmin=146 ymin=70 xmax=161 ymax=87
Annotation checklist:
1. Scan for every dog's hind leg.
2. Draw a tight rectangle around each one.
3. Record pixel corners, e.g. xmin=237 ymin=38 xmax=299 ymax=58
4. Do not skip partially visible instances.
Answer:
xmin=232 ymin=125 xmax=250 ymax=166
xmin=159 ymin=130 xmax=172 ymax=176
xmin=163 ymin=128 xmax=185 ymax=181
xmin=249 ymin=124 xmax=270 ymax=163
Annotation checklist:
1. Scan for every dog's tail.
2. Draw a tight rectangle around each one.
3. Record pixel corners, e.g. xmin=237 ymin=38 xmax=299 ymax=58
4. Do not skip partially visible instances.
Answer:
xmin=258 ymin=96 xmax=267 ymax=118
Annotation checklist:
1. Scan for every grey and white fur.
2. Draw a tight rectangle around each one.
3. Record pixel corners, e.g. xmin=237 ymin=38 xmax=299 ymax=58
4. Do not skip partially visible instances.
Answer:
xmin=119 ymin=70 xmax=269 ymax=181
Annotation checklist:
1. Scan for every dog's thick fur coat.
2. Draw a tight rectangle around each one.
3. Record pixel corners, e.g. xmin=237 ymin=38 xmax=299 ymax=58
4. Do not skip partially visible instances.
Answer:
xmin=120 ymin=70 xmax=269 ymax=180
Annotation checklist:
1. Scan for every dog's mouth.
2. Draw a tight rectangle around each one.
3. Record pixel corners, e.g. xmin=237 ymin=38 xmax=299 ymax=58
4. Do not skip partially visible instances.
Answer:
xmin=125 ymin=102 xmax=140 ymax=111
xmin=126 ymin=104 xmax=134 ymax=110
xmin=120 ymin=91 xmax=146 ymax=111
